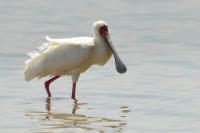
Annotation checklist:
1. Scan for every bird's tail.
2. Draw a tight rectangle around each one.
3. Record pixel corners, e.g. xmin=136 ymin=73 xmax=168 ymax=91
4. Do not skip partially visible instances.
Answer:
xmin=23 ymin=53 xmax=43 ymax=81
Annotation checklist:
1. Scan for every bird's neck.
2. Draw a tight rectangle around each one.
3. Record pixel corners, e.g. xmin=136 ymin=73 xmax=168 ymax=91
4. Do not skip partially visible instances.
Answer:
xmin=92 ymin=37 xmax=112 ymax=66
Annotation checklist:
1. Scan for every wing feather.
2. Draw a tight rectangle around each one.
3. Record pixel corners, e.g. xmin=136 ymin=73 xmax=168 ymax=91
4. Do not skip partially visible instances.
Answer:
xmin=27 ymin=51 xmax=40 ymax=58
xmin=24 ymin=36 xmax=95 ymax=79
xmin=35 ymin=42 xmax=93 ymax=78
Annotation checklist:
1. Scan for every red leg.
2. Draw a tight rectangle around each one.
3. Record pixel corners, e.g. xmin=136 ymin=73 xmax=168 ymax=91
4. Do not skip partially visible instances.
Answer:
xmin=44 ymin=76 xmax=60 ymax=97
xmin=71 ymin=83 xmax=76 ymax=100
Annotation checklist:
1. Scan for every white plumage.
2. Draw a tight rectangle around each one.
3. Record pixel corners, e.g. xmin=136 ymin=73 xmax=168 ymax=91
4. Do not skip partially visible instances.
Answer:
xmin=23 ymin=20 xmax=127 ymax=99
xmin=25 ymin=37 xmax=93 ymax=80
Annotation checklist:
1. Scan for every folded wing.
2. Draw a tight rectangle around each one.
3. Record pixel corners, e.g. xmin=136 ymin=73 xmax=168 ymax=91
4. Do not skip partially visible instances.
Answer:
xmin=24 ymin=36 xmax=94 ymax=81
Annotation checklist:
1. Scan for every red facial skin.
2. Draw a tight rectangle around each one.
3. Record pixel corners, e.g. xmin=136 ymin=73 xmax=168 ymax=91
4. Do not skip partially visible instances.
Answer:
xmin=99 ymin=25 xmax=108 ymax=37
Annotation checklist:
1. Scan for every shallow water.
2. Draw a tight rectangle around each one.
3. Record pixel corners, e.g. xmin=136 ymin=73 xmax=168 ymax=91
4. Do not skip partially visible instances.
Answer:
xmin=1 ymin=0 xmax=200 ymax=133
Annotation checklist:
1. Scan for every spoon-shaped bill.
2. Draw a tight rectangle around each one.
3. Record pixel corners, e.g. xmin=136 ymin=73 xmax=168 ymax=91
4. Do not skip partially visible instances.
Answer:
xmin=104 ymin=35 xmax=127 ymax=73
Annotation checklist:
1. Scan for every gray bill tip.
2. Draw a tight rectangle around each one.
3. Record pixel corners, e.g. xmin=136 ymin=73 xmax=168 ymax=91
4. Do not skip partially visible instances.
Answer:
xmin=116 ymin=61 xmax=127 ymax=74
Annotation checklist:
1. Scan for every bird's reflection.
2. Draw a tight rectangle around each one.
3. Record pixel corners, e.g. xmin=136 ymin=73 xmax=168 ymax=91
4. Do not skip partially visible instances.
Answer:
xmin=26 ymin=98 xmax=129 ymax=133
xmin=45 ymin=97 xmax=51 ymax=120
xmin=72 ymin=99 xmax=78 ymax=114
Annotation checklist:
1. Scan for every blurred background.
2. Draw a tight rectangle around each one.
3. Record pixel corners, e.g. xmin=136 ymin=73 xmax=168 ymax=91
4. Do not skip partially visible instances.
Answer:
xmin=0 ymin=0 xmax=200 ymax=133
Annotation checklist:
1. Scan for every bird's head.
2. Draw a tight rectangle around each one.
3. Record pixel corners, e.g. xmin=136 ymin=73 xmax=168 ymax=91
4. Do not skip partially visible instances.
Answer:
xmin=92 ymin=20 xmax=108 ymax=38
xmin=92 ymin=20 xmax=127 ymax=74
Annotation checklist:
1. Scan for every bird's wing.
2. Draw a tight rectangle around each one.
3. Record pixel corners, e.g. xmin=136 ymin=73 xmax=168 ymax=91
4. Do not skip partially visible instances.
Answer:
xmin=37 ymin=36 xmax=59 ymax=52
xmin=37 ymin=36 xmax=93 ymax=51
xmin=25 ymin=36 xmax=95 ymax=79
xmin=27 ymin=36 xmax=57 ymax=59
xmin=38 ymin=37 xmax=95 ymax=77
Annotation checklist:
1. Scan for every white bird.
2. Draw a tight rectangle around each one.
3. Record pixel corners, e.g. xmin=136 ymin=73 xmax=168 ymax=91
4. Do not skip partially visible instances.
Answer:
xmin=23 ymin=20 xmax=127 ymax=99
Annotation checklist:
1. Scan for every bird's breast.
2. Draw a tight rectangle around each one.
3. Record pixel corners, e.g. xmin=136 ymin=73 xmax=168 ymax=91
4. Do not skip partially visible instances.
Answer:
xmin=92 ymin=42 xmax=112 ymax=65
